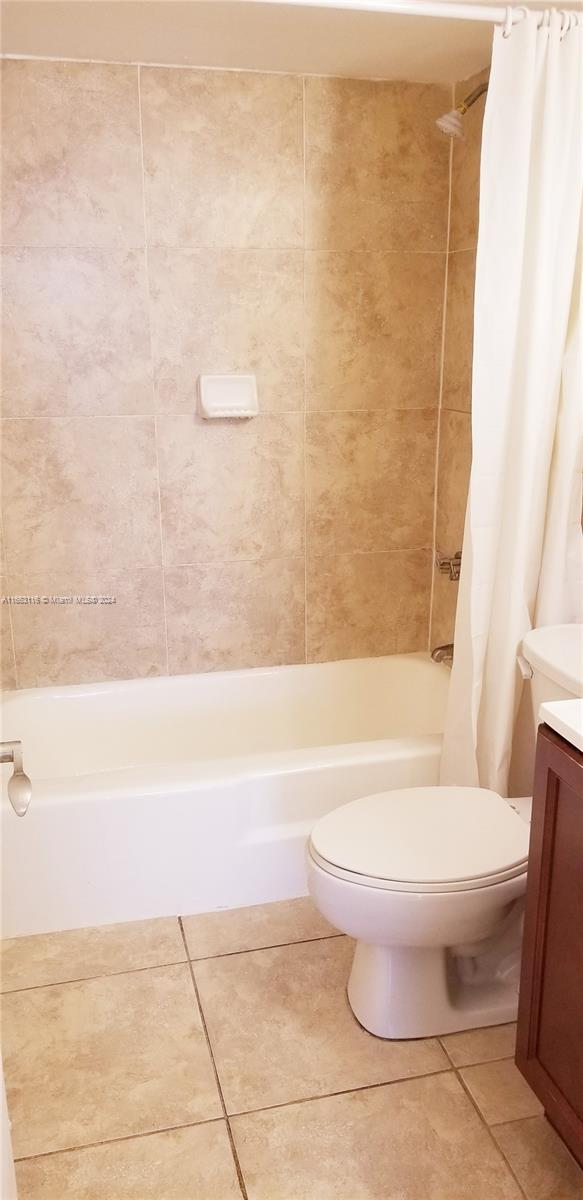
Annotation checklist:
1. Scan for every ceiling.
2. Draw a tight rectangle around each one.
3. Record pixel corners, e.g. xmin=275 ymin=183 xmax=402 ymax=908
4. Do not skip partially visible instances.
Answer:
xmin=0 ymin=0 xmax=498 ymax=82
xmin=0 ymin=0 xmax=576 ymax=83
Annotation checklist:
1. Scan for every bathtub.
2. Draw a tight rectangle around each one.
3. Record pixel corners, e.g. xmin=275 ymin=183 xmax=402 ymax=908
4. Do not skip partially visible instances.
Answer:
xmin=1 ymin=653 xmax=449 ymax=938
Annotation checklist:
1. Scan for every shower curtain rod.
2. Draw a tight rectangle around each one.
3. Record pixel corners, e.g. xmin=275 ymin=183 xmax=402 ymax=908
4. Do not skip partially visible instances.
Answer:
xmin=250 ymin=0 xmax=577 ymax=25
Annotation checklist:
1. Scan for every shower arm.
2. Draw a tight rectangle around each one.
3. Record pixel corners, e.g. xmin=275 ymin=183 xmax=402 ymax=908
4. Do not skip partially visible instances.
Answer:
xmin=456 ymin=79 xmax=489 ymax=116
xmin=436 ymin=76 xmax=488 ymax=138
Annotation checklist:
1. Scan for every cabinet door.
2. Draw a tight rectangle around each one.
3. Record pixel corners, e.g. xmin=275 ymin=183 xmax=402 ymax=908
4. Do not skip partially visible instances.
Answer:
xmin=516 ymin=723 xmax=583 ymax=1166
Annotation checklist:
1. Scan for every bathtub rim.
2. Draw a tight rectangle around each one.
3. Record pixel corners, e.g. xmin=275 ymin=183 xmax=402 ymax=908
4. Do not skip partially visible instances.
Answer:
xmin=1 ymin=650 xmax=446 ymax=705
xmin=20 ymin=734 xmax=444 ymax=805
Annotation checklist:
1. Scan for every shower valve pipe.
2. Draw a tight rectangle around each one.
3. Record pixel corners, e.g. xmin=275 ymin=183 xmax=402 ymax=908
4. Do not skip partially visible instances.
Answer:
xmin=1 ymin=741 xmax=32 ymax=817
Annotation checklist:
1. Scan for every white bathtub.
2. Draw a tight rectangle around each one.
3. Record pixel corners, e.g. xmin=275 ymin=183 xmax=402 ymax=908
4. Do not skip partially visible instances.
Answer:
xmin=1 ymin=653 xmax=449 ymax=938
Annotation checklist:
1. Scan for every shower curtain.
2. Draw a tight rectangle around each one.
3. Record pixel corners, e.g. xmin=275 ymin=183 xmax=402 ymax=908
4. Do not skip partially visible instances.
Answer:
xmin=440 ymin=9 xmax=583 ymax=795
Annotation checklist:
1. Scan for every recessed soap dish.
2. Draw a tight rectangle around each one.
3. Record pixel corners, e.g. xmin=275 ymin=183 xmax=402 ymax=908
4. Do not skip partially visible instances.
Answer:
xmin=198 ymin=374 xmax=259 ymax=419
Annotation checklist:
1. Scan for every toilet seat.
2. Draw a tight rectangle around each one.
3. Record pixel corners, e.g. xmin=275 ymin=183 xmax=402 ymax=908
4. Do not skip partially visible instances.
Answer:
xmin=309 ymin=786 xmax=530 ymax=894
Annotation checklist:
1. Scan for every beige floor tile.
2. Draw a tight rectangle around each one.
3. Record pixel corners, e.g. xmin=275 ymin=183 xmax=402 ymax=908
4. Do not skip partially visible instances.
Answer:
xmin=460 ymin=1059 xmax=544 ymax=1125
xmin=182 ymin=898 xmax=338 ymax=959
xmin=2 ymin=964 xmax=221 ymax=1157
xmin=15 ymin=1121 xmax=242 ymax=1200
xmin=1 ymin=918 xmax=185 ymax=993
xmin=440 ymin=1022 xmax=517 ymax=1068
xmin=194 ymin=937 xmax=448 ymax=1114
xmin=231 ymin=1072 xmax=523 ymax=1200
xmin=494 ymin=1116 xmax=583 ymax=1200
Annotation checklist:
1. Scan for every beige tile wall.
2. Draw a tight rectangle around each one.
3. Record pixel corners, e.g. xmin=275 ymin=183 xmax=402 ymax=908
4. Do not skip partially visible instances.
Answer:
xmin=1 ymin=59 xmax=460 ymax=687
xmin=430 ymin=68 xmax=487 ymax=648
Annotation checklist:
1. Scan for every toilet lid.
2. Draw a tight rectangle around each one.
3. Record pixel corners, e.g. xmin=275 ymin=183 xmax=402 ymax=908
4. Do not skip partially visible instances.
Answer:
xmin=309 ymin=787 xmax=530 ymax=891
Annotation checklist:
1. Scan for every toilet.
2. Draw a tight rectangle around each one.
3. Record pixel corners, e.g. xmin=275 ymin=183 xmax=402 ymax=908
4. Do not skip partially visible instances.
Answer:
xmin=307 ymin=624 xmax=583 ymax=1039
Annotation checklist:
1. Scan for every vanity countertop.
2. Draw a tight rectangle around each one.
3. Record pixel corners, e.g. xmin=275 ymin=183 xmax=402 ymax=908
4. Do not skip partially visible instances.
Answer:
xmin=539 ymin=699 xmax=583 ymax=755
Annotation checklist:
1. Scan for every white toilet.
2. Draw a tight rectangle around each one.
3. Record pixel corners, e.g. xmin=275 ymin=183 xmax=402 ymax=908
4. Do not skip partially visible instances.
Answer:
xmin=307 ymin=624 xmax=583 ymax=1039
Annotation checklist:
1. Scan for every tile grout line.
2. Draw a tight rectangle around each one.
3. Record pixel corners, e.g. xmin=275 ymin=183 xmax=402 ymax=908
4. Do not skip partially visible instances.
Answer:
xmin=12 ymin=1066 xmax=465 ymax=1167
xmin=489 ymin=1111 xmax=544 ymax=1130
xmin=186 ymin=930 xmax=345 ymax=962
xmin=0 ymin=513 xmax=19 ymax=687
xmin=137 ymin=62 xmax=170 ymax=675
xmin=13 ymin=1115 xmax=225 ymax=1164
xmin=0 ymin=931 xmax=345 ymax=995
xmin=448 ymin=244 xmax=479 ymax=255
xmin=13 ymin=1053 xmax=545 ymax=1172
xmin=427 ymin=82 xmax=454 ymax=653
xmin=0 ymin=405 xmax=443 ymax=420
xmin=0 ymin=52 xmax=463 ymax=94
xmin=1 ymin=242 xmax=450 ymax=256
xmin=8 ymin=915 xmax=533 ymax=1187
xmin=302 ymin=74 xmax=309 ymax=665
xmin=0 ymin=957 xmax=190 ymax=995
xmin=485 ymin=1106 xmax=583 ymax=1177
xmin=214 ymin=1066 xmax=456 ymax=1122
xmin=178 ymin=917 xmax=249 ymax=1200
xmin=449 ymin=1059 xmax=530 ymax=1200
xmin=438 ymin=1033 xmax=534 ymax=1198
xmin=153 ymin=416 xmax=170 ymax=675
xmin=0 ymin=546 xmax=438 ymax=576
xmin=438 ymin=1050 xmax=520 ymax=1070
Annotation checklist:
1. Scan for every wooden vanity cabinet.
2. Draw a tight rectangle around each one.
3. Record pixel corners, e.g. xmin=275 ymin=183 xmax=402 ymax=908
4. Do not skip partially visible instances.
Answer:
xmin=516 ymin=722 xmax=583 ymax=1166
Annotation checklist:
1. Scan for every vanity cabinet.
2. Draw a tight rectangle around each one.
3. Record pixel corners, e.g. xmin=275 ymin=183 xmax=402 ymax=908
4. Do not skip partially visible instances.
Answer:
xmin=516 ymin=723 xmax=583 ymax=1166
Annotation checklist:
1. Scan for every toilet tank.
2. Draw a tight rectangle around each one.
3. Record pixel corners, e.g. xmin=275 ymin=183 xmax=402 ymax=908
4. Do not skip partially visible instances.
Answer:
xmin=521 ymin=624 xmax=583 ymax=734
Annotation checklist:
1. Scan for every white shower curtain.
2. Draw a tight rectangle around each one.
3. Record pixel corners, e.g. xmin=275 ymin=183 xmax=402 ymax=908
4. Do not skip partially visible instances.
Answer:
xmin=440 ymin=9 xmax=583 ymax=795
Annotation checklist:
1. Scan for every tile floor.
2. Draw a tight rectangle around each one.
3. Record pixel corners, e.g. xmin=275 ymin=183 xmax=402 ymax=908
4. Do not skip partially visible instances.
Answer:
xmin=2 ymin=898 xmax=582 ymax=1200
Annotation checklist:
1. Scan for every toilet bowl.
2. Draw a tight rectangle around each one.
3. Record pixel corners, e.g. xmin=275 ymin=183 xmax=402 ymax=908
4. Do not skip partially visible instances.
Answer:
xmin=307 ymin=786 xmax=529 ymax=1038
xmin=307 ymin=623 xmax=583 ymax=1039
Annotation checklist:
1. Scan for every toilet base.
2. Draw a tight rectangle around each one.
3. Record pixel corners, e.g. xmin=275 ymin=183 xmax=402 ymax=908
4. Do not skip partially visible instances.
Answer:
xmin=347 ymin=940 xmax=519 ymax=1039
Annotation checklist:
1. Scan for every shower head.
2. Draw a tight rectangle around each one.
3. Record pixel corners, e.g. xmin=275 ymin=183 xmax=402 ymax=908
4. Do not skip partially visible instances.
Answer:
xmin=436 ymin=108 xmax=465 ymax=139
xmin=436 ymin=78 xmax=489 ymax=139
